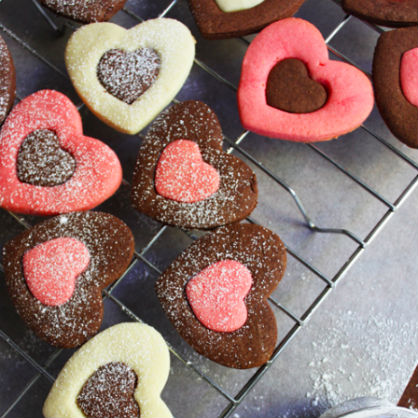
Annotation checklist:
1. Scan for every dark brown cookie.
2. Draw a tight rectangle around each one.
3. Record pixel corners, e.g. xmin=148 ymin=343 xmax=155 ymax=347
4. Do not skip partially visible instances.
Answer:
xmin=155 ymin=223 xmax=287 ymax=369
xmin=188 ymin=0 xmax=306 ymax=39
xmin=342 ymin=0 xmax=418 ymax=27
xmin=131 ymin=100 xmax=258 ymax=229
xmin=373 ymin=27 xmax=418 ymax=148
xmin=2 ymin=211 xmax=134 ymax=348
xmin=77 ymin=362 xmax=140 ymax=418
xmin=0 ymin=35 xmax=16 ymax=125
xmin=17 ymin=129 xmax=76 ymax=186
xmin=266 ymin=58 xmax=328 ymax=113
xmin=97 ymin=48 xmax=161 ymax=105
xmin=38 ymin=0 xmax=127 ymax=23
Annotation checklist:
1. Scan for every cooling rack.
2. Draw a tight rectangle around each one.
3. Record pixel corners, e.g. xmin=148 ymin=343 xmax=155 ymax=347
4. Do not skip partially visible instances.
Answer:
xmin=0 ymin=0 xmax=417 ymax=417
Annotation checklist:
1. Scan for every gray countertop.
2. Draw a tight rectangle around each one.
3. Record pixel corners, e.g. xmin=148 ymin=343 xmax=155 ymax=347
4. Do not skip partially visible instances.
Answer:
xmin=0 ymin=0 xmax=417 ymax=417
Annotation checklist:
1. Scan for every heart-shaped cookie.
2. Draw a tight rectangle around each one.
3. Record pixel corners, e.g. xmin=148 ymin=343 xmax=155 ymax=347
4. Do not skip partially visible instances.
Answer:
xmin=0 ymin=89 xmax=122 ymax=215
xmin=155 ymin=140 xmax=220 ymax=203
xmin=156 ymin=223 xmax=287 ymax=369
xmin=65 ymin=18 xmax=195 ymax=135
xmin=373 ymin=27 xmax=418 ymax=148
xmin=238 ymin=18 xmax=374 ymax=142
xmin=43 ymin=323 xmax=172 ymax=418
xmin=188 ymin=0 xmax=305 ymax=39
xmin=186 ymin=260 xmax=253 ymax=332
xmin=0 ymin=35 xmax=16 ymax=125
xmin=131 ymin=100 xmax=258 ymax=229
xmin=2 ymin=212 xmax=134 ymax=348
xmin=342 ymin=0 xmax=418 ymax=27
xmin=38 ymin=0 xmax=127 ymax=23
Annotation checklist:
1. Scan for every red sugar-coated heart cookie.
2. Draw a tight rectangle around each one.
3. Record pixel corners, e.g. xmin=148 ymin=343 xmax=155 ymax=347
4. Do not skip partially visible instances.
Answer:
xmin=0 ymin=90 xmax=122 ymax=215
xmin=238 ymin=18 xmax=374 ymax=142
xmin=23 ymin=237 xmax=90 ymax=306
xmin=186 ymin=260 xmax=253 ymax=332
xmin=155 ymin=139 xmax=220 ymax=203
xmin=401 ymin=48 xmax=418 ymax=107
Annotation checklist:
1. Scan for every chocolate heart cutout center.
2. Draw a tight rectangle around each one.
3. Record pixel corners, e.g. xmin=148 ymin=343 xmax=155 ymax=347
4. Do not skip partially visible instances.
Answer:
xmin=77 ymin=362 xmax=140 ymax=418
xmin=97 ymin=48 xmax=161 ymax=105
xmin=186 ymin=260 xmax=253 ymax=332
xmin=17 ymin=129 xmax=76 ymax=187
xmin=266 ymin=58 xmax=328 ymax=113
xmin=23 ymin=237 xmax=90 ymax=306
xmin=155 ymin=139 xmax=220 ymax=203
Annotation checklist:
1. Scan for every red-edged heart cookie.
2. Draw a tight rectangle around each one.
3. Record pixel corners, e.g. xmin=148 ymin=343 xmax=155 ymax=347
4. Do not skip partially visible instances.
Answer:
xmin=0 ymin=35 xmax=16 ymax=125
xmin=373 ymin=27 xmax=418 ymax=148
xmin=188 ymin=0 xmax=305 ymax=39
xmin=0 ymin=89 xmax=122 ymax=215
xmin=156 ymin=223 xmax=287 ymax=369
xmin=37 ymin=0 xmax=127 ymax=23
xmin=2 ymin=211 xmax=134 ymax=348
xmin=342 ymin=0 xmax=418 ymax=27
xmin=238 ymin=18 xmax=374 ymax=142
xmin=131 ymin=100 xmax=258 ymax=229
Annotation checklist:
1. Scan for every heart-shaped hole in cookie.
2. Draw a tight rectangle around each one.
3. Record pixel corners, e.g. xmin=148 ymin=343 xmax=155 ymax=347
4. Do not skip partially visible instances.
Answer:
xmin=186 ymin=260 xmax=253 ymax=332
xmin=155 ymin=139 xmax=220 ymax=203
xmin=77 ymin=362 xmax=140 ymax=418
xmin=97 ymin=48 xmax=161 ymax=105
xmin=17 ymin=129 xmax=76 ymax=187
xmin=266 ymin=58 xmax=328 ymax=113
xmin=23 ymin=237 xmax=90 ymax=306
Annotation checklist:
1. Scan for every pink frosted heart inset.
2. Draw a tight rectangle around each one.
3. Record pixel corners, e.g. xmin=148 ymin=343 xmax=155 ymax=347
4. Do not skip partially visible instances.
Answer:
xmin=400 ymin=48 xmax=418 ymax=107
xmin=155 ymin=139 xmax=220 ymax=203
xmin=186 ymin=260 xmax=253 ymax=332
xmin=23 ymin=237 xmax=90 ymax=306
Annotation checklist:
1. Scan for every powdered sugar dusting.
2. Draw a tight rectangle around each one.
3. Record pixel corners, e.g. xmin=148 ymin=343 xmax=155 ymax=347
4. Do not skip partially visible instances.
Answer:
xmin=0 ymin=35 xmax=14 ymax=123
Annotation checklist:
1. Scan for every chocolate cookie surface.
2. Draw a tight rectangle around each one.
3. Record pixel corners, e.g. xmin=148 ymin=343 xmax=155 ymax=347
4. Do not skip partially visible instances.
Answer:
xmin=131 ymin=100 xmax=258 ymax=229
xmin=373 ymin=27 xmax=418 ymax=148
xmin=188 ymin=0 xmax=305 ymax=39
xmin=0 ymin=35 xmax=16 ymax=125
xmin=2 ymin=211 xmax=134 ymax=348
xmin=342 ymin=0 xmax=418 ymax=27
xmin=38 ymin=0 xmax=127 ymax=23
xmin=155 ymin=223 xmax=287 ymax=369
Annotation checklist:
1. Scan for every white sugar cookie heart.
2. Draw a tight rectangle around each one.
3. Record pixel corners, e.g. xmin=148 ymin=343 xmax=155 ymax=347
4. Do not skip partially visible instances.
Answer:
xmin=43 ymin=322 xmax=172 ymax=418
xmin=215 ymin=0 xmax=265 ymax=12
xmin=65 ymin=18 xmax=195 ymax=135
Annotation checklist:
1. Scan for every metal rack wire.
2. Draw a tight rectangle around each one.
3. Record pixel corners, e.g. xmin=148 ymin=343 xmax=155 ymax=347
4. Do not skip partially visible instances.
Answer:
xmin=0 ymin=0 xmax=417 ymax=417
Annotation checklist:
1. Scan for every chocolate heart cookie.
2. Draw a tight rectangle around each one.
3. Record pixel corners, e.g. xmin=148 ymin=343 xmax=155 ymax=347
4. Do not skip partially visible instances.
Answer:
xmin=2 ymin=211 xmax=134 ymax=348
xmin=0 ymin=35 xmax=16 ymax=125
xmin=342 ymin=0 xmax=418 ymax=27
xmin=373 ymin=27 xmax=418 ymax=148
xmin=37 ymin=0 xmax=127 ymax=23
xmin=131 ymin=100 xmax=258 ymax=229
xmin=155 ymin=223 xmax=287 ymax=369
xmin=188 ymin=0 xmax=306 ymax=39
xmin=43 ymin=323 xmax=172 ymax=418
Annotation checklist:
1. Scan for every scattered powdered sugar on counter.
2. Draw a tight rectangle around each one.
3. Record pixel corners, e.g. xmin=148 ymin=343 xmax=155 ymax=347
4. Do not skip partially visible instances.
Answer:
xmin=305 ymin=308 xmax=418 ymax=413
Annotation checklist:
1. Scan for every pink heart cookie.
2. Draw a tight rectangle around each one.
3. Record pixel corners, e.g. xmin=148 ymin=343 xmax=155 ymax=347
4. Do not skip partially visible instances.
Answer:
xmin=186 ymin=260 xmax=253 ymax=332
xmin=23 ymin=237 xmax=90 ymax=306
xmin=238 ymin=18 xmax=374 ymax=142
xmin=0 ymin=90 xmax=122 ymax=215
xmin=155 ymin=139 xmax=220 ymax=203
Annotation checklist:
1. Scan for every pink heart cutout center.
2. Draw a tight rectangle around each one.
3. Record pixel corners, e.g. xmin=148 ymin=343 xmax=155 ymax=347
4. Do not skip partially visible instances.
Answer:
xmin=155 ymin=139 xmax=220 ymax=203
xmin=400 ymin=48 xmax=418 ymax=107
xmin=23 ymin=237 xmax=90 ymax=306
xmin=186 ymin=260 xmax=253 ymax=332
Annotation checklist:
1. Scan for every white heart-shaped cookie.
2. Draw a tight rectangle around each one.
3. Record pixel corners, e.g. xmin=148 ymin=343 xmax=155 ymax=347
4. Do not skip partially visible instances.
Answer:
xmin=43 ymin=322 xmax=172 ymax=418
xmin=215 ymin=0 xmax=265 ymax=12
xmin=65 ymin=18 xmax=195 ymax=135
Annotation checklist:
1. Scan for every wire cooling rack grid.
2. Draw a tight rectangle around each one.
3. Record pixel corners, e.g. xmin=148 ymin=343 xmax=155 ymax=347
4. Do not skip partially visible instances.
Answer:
xmin=0 ymin=0 xmax=417 ymax=417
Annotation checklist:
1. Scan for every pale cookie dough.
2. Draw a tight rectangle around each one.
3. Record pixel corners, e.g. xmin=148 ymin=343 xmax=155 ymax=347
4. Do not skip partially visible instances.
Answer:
xmin=43 ymin=322 xmax=172 ymax=418
xmin=215 ymin=0 xmax=265 ymax=12
xmin=65 ymin=18 xmax=195 ymax=135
